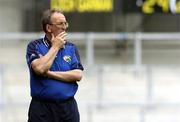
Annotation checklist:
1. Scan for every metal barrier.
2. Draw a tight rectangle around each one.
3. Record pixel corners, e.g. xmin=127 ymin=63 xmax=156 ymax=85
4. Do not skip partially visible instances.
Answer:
xmin=0 ymin=64 xmax=180 ymax=122
xmin=85 ymin=65 xmax=180 ymax=122
xmin=1 ymin=32 xmax=180 ymax=74
xmin=0 ymin=32 xmax=180 ymax=121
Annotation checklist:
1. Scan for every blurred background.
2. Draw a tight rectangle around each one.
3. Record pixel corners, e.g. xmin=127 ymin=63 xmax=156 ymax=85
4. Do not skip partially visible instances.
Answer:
xmin=1 ymin=0 xmax=180 ymax=122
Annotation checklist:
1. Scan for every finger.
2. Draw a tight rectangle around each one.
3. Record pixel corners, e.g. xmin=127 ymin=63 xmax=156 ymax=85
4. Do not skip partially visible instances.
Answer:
xmin=60 ymin=32 xmax=67 ymax=38
xmin=56 ymin=33 xmax=67 ymax=41
xmin=57 ymin=31 xmax=66 ymax=37
xmin=61 ymin=37 xmax=66 ymax=42
xmin=61 ymin=33 xmax=67 ymax=38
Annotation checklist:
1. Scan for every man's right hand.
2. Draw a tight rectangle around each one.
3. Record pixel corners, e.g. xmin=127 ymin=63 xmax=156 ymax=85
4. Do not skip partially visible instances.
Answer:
xmin=51 ymin=32 xmax=67 ymax=49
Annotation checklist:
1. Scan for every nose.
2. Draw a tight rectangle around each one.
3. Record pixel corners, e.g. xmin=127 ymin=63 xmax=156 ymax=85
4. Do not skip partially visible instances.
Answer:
xmin=61 ymin=26 xmax=66 ymax=31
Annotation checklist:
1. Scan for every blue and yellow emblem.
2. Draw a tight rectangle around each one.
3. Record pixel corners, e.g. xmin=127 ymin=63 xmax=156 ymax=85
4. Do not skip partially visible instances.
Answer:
xmin=63 ymin=55 xmax=71 ymax=63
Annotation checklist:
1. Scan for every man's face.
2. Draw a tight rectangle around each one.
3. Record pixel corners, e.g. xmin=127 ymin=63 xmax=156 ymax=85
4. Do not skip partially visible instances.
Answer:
xmin=49 ymin=12 xmax=68 ymax=37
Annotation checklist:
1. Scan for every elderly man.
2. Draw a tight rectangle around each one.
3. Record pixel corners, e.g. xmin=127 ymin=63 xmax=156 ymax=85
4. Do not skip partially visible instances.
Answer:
xmin=26 ymin=9 xmax=84 ymax=122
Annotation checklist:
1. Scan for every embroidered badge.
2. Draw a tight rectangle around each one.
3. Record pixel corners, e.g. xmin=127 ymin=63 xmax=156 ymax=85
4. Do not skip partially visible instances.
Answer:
xmin=63 ymin=55 xmax=71 ymax=63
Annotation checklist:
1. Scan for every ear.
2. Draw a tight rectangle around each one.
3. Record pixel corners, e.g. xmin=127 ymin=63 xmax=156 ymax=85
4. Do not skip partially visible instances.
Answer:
xmin=46 ymin=24 xmax=51 ymax=33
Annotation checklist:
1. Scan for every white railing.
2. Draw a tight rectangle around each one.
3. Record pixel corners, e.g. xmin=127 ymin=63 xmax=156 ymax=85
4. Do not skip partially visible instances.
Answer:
xmin=1 ymin=32 xmax=180 ymax=72
xmin=1 ymin=32 xmax=180 ymax=122
xmin=85 ymin=65 xmax=180 ymax=122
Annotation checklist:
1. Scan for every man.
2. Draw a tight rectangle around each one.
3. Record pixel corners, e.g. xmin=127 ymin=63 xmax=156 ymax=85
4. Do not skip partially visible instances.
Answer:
xmin=26 ymin=9 xmax=84 ymax=122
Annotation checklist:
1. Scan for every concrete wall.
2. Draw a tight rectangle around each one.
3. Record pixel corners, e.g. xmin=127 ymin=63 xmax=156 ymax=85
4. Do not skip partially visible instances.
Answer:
xmin=0 ymin=0 xmax=23 ymax=32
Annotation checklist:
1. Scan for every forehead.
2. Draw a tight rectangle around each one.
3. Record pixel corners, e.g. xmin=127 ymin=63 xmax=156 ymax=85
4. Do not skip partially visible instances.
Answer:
xmin=50 ymin=12 xmax=66 ymax=22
